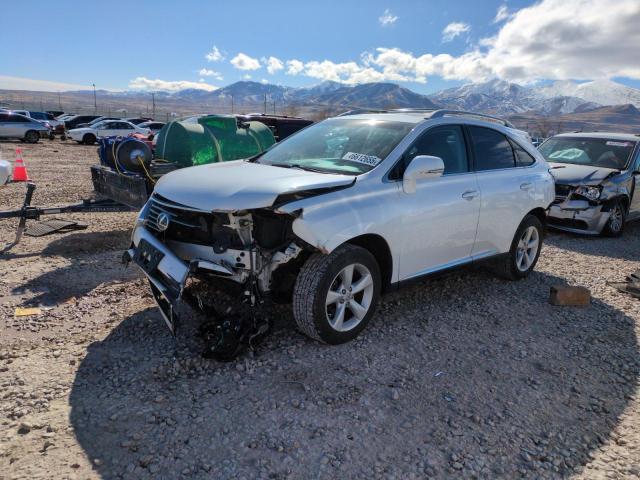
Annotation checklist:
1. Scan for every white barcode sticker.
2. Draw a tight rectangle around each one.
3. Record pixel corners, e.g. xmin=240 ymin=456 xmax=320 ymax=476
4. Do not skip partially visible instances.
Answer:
xmin=342 ymin=152 xmax=382 ymax=167
xmin=606 ymin=141 xmax=632 ymax=147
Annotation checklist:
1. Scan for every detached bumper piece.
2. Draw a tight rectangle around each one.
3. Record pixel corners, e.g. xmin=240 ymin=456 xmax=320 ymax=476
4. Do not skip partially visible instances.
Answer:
xmin=548 ymin=200 xmax=610 ymax=235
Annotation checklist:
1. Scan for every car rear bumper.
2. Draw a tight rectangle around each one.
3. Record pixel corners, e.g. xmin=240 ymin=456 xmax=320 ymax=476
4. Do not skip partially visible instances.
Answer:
xmin=548 ymin=200 xmax=610 ymax=235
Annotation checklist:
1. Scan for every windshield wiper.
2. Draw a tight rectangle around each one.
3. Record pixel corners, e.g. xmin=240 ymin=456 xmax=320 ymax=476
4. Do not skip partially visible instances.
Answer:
xmin=266 ymin=163 xmax=339 ymax=174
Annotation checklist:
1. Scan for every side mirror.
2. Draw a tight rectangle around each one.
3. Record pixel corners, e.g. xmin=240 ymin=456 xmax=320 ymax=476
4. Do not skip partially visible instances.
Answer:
xmin=402 ymin=155 xmax=444 ymax=194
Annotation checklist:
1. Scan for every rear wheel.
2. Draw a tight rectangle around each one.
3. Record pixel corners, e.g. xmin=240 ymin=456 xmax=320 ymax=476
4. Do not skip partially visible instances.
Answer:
xmin=83 ymin=133 xmax=96 ymax=145
xmin=601 ymin=199 xmax=625 ymax=237
xmin=24 ymin=130 xmax=39 ymax=143
xmin=492 ymin=214 xmax=543 ymax=280
xmin=293 ymin=244 xmax=381 ymax=344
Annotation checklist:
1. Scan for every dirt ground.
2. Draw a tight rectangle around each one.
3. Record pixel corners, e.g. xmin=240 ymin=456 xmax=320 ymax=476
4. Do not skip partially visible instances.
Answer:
xmin=0 ymin=139 xmax=639 ymax=479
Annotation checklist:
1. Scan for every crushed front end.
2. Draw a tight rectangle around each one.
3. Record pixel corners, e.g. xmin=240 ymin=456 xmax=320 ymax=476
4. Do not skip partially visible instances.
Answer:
xmin=124 ymin=193 xmax=306 ymax=339
xmin=547 ymin=183 xmax=614 ymax=234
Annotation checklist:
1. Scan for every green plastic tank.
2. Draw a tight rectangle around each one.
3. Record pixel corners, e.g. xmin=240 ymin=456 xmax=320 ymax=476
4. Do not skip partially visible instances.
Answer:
xmin=154 ymin=114 xmax=276 ymax=167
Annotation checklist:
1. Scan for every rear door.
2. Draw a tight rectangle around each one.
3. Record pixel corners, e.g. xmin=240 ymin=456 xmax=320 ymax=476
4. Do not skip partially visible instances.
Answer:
xmin=396 ymin=124 xmax=481 ymax=280
xmin=467 ymin=125 xmax=538 ymax=256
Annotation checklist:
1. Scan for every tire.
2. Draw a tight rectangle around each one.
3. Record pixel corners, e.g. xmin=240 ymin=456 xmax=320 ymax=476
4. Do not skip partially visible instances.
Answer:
xmin=293 ymin=244 xmax=381 ymax=344
xmin=601 ymin=199 xmax=625 ymax=237
xmin=83 ymin=133 xmax=96 ymax=145
xmin=492 ymin=214 xmax=544 ymax=280
xmin=24 ymin=130 xmax=39 ymax=143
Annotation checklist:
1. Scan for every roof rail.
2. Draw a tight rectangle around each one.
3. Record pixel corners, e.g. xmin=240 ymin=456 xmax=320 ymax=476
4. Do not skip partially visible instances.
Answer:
xmin=429 ymin=109 xmax=515 ymax=128
xmin=337 ymin=108 xmax=390 ymax=116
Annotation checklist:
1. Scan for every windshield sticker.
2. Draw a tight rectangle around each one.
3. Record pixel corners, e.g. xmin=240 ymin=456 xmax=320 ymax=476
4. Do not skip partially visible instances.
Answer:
xmin=549 ymin=148 xmax=584 ymax=160
xmin=606 ymin=141 xmax=633 ymax=147
xmin=342 ymin=152 xmax=382 ymax=167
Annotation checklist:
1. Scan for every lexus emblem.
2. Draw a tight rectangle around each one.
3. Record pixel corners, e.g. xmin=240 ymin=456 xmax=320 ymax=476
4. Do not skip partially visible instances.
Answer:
xmin=156 ymin=212 xmax=170 ymax=231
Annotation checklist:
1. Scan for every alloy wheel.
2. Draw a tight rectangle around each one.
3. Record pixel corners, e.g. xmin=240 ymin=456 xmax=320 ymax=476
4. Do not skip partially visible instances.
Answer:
xmin=609 ymin=204 xmax=623 ymax=233
xmin=515 ymin=226 xmax=540 ymax=272
xmin=325 ymin=263 xmax=374 ymax=332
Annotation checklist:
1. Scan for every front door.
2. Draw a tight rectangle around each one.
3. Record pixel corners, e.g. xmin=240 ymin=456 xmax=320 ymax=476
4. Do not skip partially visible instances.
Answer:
xmin=397 ymin=125 xmax=481 ymax=280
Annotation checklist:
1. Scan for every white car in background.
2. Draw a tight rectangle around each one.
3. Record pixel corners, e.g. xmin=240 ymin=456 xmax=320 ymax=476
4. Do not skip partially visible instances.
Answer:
xmin=127 ymin=109 xmax=555 ymax=351
xmin=68 ymin=119 xmax=151 ymax=144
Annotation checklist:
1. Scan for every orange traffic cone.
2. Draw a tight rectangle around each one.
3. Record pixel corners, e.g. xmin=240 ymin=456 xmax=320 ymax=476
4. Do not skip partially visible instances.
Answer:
xmin=12 ymin=148 xmax=30 ymax=182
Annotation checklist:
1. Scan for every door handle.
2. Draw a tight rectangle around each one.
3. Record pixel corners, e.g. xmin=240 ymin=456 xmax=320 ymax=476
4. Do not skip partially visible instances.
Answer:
xmin=520 ymin=182 xmax=533 ymax=190
xmin=461 ymin=189 xmax=479 ymax=200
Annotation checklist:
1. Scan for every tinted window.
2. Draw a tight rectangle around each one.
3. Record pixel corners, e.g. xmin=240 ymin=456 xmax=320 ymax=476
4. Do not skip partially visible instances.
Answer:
xmin=30 ymin=112 xmax=45 ymax=120
xmin=510 ymin=140 xmax=536 ymax=167
xmin=9 ymin=115 xmax=30 ymax=123
xmin=405 ymin=125 xmax=468 ymax=175
xmin=468 ymin=126 xmax=515 ymax=171
xmin=0 ymin=113 xmax=9 ymax=122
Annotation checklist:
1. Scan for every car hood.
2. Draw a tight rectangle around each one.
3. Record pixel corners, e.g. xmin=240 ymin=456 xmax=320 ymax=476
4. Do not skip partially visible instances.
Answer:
xmin=548 ymin=162 xmax=619 ymax=186
xmin=153 ymin=160 xmax=356 ymax=211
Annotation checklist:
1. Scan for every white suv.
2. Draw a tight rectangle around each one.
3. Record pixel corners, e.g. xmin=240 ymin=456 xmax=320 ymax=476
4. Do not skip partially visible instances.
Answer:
xmin=126 ymin=110 xmax=554 ymax=348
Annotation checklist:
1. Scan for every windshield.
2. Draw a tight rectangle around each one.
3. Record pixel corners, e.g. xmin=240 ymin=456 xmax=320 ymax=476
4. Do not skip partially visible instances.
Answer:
xmin=256 ymin=118 xmax=415 ymax=175
xmin=539 ymin=136 xmax=636 ymax=170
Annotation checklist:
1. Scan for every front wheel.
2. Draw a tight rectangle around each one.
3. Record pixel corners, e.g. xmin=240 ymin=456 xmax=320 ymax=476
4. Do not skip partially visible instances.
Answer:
xmin=601 ymin=199 xmax=625 ymax=237
xmin=493 ymin=214 xmax=544 ymax=280
xmin=293 ymin=244 xmax=381 ymax=344
xmin=83 ymin=133 xmax=96 ymax=145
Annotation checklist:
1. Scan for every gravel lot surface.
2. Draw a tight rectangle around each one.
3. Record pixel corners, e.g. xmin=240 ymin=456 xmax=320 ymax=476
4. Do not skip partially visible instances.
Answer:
xmin=0 ymin=139 xmax=639 ymax=479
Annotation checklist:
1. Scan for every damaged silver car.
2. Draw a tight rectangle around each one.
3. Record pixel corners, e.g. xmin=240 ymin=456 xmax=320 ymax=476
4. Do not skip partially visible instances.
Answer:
xmin=124 ymin=110 xmax=554 ymax=358
xmin=541 ymin=133 xmax=640 ymax=236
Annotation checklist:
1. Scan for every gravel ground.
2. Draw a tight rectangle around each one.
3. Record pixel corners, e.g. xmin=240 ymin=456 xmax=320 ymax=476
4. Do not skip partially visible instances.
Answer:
xmin=0 ymin=139 xmax=639 ymax=479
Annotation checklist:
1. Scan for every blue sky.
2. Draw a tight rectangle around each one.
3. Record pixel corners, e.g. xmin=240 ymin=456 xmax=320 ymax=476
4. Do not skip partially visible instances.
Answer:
xmin=1 ymin=0 xmax=639 ymax=93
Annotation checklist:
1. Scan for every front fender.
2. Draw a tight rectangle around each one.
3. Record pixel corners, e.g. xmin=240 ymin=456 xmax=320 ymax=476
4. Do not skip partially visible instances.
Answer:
xmin=278 ymin=181 xmax=402 ymax=279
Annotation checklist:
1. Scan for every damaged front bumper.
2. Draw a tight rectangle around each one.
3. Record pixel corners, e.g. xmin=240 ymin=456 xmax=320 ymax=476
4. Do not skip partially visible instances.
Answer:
xmin=124 ymin=224 xmax=237 ymax=335
xmin=547 ymin=199 xmax=611 ymax=235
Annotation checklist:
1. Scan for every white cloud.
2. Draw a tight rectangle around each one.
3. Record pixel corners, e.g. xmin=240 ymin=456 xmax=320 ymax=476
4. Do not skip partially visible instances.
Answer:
xmin=493 ymin=5 xmax=510 ymax=23
xmin=198 ymin=68 xmax=223 ymax=80
xmin=230 ymin=53 xmax=261 ymax=71
xmin=0 ymin=75 xmax=95 ymax=92
xmin=205 ymin=46 xmax=224 ymax=62
xmin=442 ymin=22 xmax=471 ymax=42
xmin=480 ymin=0 xmax=640 ymax=82
xmin=128 ymin=77 xmax=218 ymax=92
xmin=286 ymin=59 xmax=305 ymax=75
xmin=242 ymin=74 xmax=252 ymax=80
xmin=378 ymin=8 xmax=398 ymax=26
xmin=264 ymin=56 xmax=284 ymax=74
xmin=261 ymin=78 xmax=269 ymax=84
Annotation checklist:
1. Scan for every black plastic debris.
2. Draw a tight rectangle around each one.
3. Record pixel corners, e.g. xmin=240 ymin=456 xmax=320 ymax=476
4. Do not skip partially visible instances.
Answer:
xmin=609 ymin=270 xmax=640 ymax=298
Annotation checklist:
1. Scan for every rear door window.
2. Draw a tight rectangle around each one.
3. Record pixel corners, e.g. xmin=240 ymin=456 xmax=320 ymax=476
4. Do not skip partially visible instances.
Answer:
xmin=468 ymin=126 xmax=516 ymax=171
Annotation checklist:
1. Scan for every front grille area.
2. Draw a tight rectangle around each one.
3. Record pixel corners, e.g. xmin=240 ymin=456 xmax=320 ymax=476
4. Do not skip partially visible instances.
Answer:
xmin=145 ymin=194 xmax=243 ymax=251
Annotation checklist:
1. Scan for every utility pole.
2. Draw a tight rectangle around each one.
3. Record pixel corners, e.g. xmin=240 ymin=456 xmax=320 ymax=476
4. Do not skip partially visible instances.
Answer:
xmin=273 ymin=100 xmax=276 ymax=115
xmin=58 ymin=91 xmax=62 ymax=111
xmin=231 ymin=95 xmax=234 ymax=114
xmin=264 ymin=94 xmax=267 ymax=114
xmin=151 ymin=92 xmax=156 ymax=119
xmin=92 ymin=83 xmax=97 ymax=113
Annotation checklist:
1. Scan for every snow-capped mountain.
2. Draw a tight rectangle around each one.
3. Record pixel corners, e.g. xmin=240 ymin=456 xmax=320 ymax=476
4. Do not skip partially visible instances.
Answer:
xmin=428 ymin=79 xmax=600 ymax=115
xmin=536 ymin=80 xmax=640 ymax=108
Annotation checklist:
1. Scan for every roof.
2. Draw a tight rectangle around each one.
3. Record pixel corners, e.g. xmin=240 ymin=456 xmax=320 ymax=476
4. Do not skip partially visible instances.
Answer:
xmin=555 ymin=132 xmax=639 ymax=142
xmin=332 ymin=111 xmax=430 ymax=124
